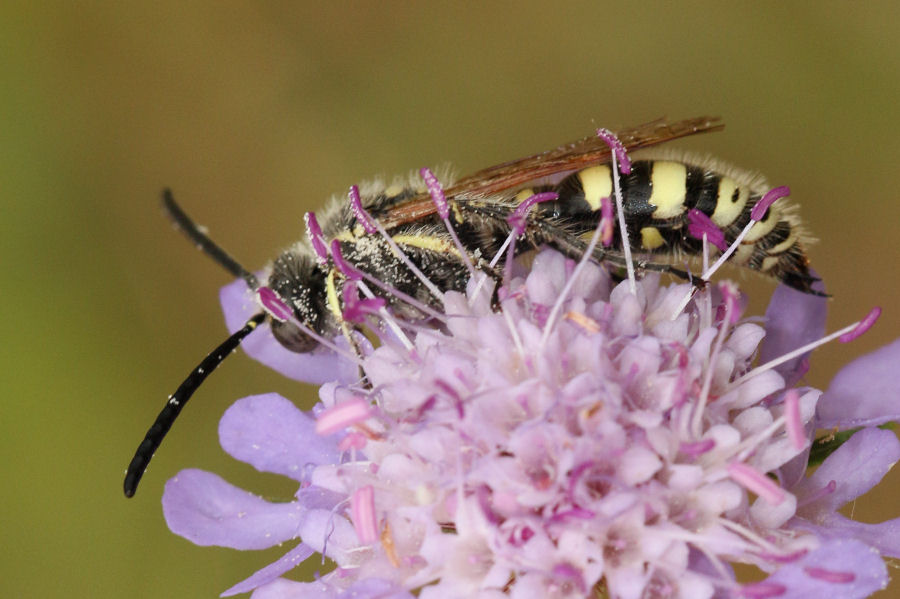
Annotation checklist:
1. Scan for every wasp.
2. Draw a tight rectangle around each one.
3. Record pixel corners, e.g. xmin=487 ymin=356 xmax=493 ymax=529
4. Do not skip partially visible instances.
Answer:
xmin=124 ymin=116 xmax=818 ymax=497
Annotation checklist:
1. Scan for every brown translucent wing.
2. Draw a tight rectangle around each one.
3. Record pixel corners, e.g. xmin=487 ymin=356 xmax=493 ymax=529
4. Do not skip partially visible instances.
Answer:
xmin=380 ymin=116 xmax=724 ymax=228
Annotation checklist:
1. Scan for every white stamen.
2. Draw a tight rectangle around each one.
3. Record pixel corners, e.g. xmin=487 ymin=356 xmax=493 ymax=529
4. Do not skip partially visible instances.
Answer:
xmin=420 ymin=167 xmax=477 ymax=278
xmin=356 ymin=280 xmax=415 ymax=351
xmin=351 ymin=193 xmax=445 ymax=301
xmin=701 ymin=218 xmax=755 ymax=282
xmin=691 ymin=292 xmax=733 ymax=437
xmin=540 ymin=150 xmax=631 ymax=344
xmin=354 ymin=268 xmax=446 ymax=323
xmin=468 ymin=231 xmax=515 ymax=307
xmin=730 ymin=319 xmax=867 ymax=389
xmin=609 ymin=149 xmax=637 ymax=294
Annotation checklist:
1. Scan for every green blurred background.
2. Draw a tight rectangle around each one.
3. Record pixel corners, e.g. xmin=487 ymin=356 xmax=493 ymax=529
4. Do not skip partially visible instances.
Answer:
xmin=2 ymin=2 xmax=899 ymax=597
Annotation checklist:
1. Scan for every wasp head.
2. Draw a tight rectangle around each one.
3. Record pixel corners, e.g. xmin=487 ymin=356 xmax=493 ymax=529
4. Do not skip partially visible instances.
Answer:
xmin=265 ymin=248 xmax=331 ymax=353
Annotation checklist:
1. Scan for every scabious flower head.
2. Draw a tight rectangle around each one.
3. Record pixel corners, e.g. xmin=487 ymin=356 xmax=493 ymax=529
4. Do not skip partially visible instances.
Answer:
xmin=163 ymin=243 xmax=900 ymax=598
xmin=161 ymin=135 xmax=900 ymax=598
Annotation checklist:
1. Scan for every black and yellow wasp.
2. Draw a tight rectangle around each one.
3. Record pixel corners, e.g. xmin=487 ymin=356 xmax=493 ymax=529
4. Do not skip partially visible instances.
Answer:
xmin=124 ymin=116 xmax=817 ymax=497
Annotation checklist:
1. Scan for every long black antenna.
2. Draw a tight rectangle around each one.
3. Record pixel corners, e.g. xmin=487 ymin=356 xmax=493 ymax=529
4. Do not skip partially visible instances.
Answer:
xmin=162 ymin=188 xmax=259 ymax=290
xmin=124 ymin=189 xmax=266 ymax=497
xmin=124 ymin=312 xmax=266 ymax=497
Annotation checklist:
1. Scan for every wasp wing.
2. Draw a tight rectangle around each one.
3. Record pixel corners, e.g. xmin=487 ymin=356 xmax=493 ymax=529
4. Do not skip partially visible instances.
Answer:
xmin=379 ymin=116 xmax=724 ymax=228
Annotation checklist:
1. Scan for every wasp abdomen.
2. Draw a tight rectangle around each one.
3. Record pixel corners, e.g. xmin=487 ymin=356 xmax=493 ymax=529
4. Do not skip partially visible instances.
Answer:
xmin=520 ymin=159 xmax=815 ymax=292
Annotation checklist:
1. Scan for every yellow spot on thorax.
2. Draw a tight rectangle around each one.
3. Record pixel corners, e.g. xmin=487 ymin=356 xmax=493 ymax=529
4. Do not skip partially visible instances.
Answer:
xmin=333 ymin=230 xmax=356 ymax=243
xmin=384 ymin=184 xmax=405 ymax=197
xmin=325 ymin=269 xmax=343 ymax=321
xmin=450 ymin=201 xmax=464 ymax=224
xmin=392 ymin=234 xmax=460 ymax=257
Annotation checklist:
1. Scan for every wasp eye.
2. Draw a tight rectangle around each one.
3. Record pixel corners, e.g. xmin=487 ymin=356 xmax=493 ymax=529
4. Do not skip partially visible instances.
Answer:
xmin=270 ymin=319 xmax=318 ymax=353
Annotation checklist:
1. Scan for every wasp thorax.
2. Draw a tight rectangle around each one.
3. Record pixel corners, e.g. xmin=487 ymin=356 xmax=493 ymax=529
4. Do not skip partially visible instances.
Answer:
xmin=267 ymin=248 xmax=331 ymax=353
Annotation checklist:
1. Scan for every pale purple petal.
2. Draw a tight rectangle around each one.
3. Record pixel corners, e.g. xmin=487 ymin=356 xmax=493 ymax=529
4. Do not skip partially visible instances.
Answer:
xmin=687 ymin=549 xmax=735 ymax=599
xmin=334 ymin=579 xmax=416 ymax=599
xmin=160 ymin=249 xmax=900 ymax=598
xmin=777 ymin=445 xmax=813 ymax=490
xmin=817 ymin=338 xmax=900 ymax=428
xmin=219 ymin=393 xmax=341 ymax=481
xmin=798 ymin=512 xmax=900 ymax=559
xmin=249 ymin=577 xmax=415 ymax=599
xmin=251 ymin=578 xmax=329 ymax=599
xmin=796 ymin=428 xmax=900 ymax=511
xmin=219 ymin=278 xmax=358 ymax=384
xmin=753 ymin=539 xmax=887 ymax=599
xmin=162 ymin=469 xmax=307 ymax=549
xmin=222 ymin=543 xmax=316 ymax=597
xmin=759 ymin=272 xmax=827 ymax=386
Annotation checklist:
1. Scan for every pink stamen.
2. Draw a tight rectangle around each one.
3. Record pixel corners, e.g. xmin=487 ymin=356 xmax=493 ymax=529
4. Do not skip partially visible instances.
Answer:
xmin=434 ymin=379 xmax=464 ymax=417
xmin=783 ymin=390 xmax=806 ymax=450
xmin=719 ymin=281 xmax=742 ymax=324
xmin=315 ymin=397 xmax=371 ymax=436
xmin=598 ymin=128 xmax=636 ymax=292
xmin=727 ymin=462 xmax=786 ymax=505
xmin=339 ymin=270 xmax=415 ymax=351
xmin=355 ymin=205 xmax=444 ymax=301
xmin=550 ymin=563 xmax=587 ymax=594
xmin=540 ymin=127 xmax=636 ymax=344
xmin=596 ymin=128 xmax=632 ymax=174
xmin=348 ymin=185 xmax=378 ymax=234
xmin=698 ymin=185 xmax=789 ymax=288
xmin=687 ymin=209 xmax=728 ymax=251
xmin=751 ymin=186 xmax=790 ymax=221
xmin=731 ymin=312 xmax=881 ymax=389
xmin=419 ymin=167 xmax=449 ymax=219
xmin=839 ymin=306 xmax=881 ymax=342
xmin=350 ymin=485 xmax=378 ymax=545
xmin=304 ymin=211 xmax=329 ymax=265
xmin=755 ymin=547 xmax=808 ymax=564
xmin=548 ymin=507 xmax=596 ymax=524
xmin=341 ymin=281 xmax=386 ymax=324
xmin=419 ymin=167 xmax=477 ymax=277
xmin=330 ymin=240 xmax=362 ymax=281
xmin=679 ymin=439 xmax=716 ymax=457
xmin=256 ymin=286 xmax=293 ymax=322
xmin=804 ymin=566 xmax=855 ymax=584
xmin=566 ymin=460 xmax=595 ymax=499
xmin=337 ymin=431 xmax=367 ymax=451
xmin=353 ymin=266 xmax=445 ymax=321
xmin=600 ymin=196 xmax=614 ymax=246
xmin=738 ymin=581 xmax=787 ymax=598
xmin=508 ymin=191 xmax=558 ymax=235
